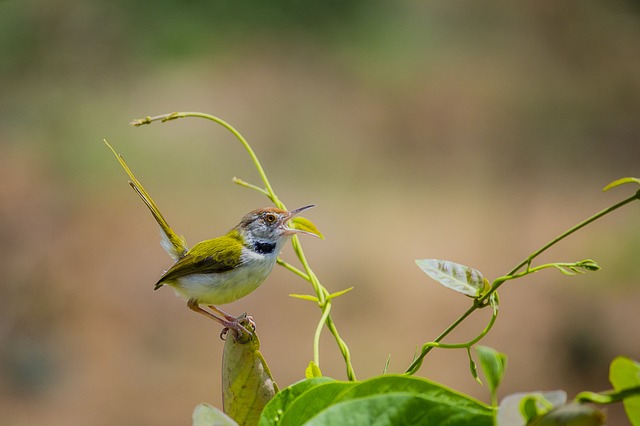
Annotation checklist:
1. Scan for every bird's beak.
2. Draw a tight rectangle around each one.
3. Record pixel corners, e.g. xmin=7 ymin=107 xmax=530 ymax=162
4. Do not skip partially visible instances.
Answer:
xmin=288 ymin=204 xmax=315 ymax=218
xmin=283 ymin=204 xmax=317 ymax=236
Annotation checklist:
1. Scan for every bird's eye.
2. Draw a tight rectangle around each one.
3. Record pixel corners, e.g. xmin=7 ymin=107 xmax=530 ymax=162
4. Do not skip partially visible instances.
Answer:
xmin=264 ymin=213 xmax=277 ymax=223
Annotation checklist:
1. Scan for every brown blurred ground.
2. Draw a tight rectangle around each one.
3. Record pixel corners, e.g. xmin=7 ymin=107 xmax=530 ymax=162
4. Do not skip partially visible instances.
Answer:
xmin=1 ymin=1 xmax=639 ymax=424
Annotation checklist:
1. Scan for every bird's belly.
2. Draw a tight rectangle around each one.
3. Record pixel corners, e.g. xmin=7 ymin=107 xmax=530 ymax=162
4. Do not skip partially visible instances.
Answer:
xmin=171 ymin=260 xmax=274 ymax=305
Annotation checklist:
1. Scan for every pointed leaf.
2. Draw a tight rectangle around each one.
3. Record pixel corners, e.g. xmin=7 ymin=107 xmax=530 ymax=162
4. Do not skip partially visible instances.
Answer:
xmin=327 ymin=287 xmax=354 ymax=300
xmin=578 ymin=259 xmax=600 ymax=272
xmin=305 ymin=361 xmax=323 ymax=379
xmin=468 ymin=347 xmax=482 ymax=385
xmin=289 ymin=293 xmax=319 ymax=302
xmin=291 ymin=217 xmax=324 ymax=239
xmin=222 ymin=328 xmax=278 ymax=426
xmin=610 ymin=356 xmax=640 ymax=426
xmin=193 ymin=403 xmax=238 ymax=426
xmin=476 ymin=346 xmax=507 ymax=398
xmin=415 ymin=259 xmax=489 ymax=298
xmin=554 ymin=265 xmax=577 ymax=276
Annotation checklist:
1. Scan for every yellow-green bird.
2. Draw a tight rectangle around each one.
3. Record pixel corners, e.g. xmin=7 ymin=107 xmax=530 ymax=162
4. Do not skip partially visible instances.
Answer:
xmin=106 ymin=141 xmax=316 ymax=337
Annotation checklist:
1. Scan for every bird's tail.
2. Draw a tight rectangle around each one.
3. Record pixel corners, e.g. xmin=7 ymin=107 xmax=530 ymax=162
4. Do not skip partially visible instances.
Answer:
xmin=104 ymin=140 xmax=188 ymax=260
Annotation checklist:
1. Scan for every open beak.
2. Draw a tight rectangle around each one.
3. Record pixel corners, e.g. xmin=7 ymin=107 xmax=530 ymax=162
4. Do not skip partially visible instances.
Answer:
xmin=283 ymin=204 xmax=317 ymax=236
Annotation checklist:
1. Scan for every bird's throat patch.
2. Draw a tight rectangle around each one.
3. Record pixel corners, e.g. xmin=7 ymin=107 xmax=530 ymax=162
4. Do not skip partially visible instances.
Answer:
xmin=253 ymin=241 xmax=276 ymax=255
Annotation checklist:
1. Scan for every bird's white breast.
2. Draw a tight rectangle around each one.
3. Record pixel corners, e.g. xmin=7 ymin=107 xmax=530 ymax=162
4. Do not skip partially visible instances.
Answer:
xmin=170 ymin=247 xmax=279 ymax=305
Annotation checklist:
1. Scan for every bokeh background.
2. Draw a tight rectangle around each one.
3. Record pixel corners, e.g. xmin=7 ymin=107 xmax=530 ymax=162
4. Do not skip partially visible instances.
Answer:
xmin=1 ymin=1 xmax=639 ymax=424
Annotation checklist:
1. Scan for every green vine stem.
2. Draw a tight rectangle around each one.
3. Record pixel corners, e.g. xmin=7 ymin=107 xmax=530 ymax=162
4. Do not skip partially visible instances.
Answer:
xmin=501 ymin=192 xmax=640 ymax=280
xmin=405 ymin=294 xmax=499 ymax=375
xmin=131 ymin=111 xmax=356 ymax=380
xmin=575 ymin=386 xmax=640 ymax=404
xmin=405 ymin=189 xmax=640 ymax=375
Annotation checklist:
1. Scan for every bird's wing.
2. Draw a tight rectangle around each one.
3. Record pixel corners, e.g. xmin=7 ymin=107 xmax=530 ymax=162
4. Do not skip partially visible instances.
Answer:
xmin=154 ymin=237 xmax=244 ymax=289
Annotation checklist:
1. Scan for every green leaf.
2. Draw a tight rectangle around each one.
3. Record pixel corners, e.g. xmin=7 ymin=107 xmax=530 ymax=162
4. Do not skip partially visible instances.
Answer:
xmin=476 ymin=346 xmax=507 ymax=398
xmin=415 ymin=259 xmax=489 ymax=298
xmin=520 ymin=395 xmax=540 ymax=423
xmin=577 ymin=259 xmax=600 ymax=272
xmin=266 ymin=375 xmax=493 ymax=426
xmin=305 ymin=361 xmax=323 ymax=379
xmin=610 ymin=356 xmax=640 ymax=426
xmin=305 ymin=393 xmax=473 ymax=426
xmin=305 ymin=374 xmax=493 ymax=425
xmin=333 ymin=375 xmax=492 ymax=425
xmin=603 ymin=177 xmax=640 ymax=192
xmin=498 ymin=391 xmax=566 ymax=426
xmin=277 ymin=381 xmax=358 ymax=426
xmin=468 ymin=347 xmax=482 ymax=385
xmin=327 ymin=287 xmax=354 ymax=300
xmin=222 ymin=329 xmax=278 ymax=426
xmin=551 ymin=259 xmax=601 ymax=276
xmin=193 ymin=403 xmax=239 ymax=426
xmin=291 ymin=217 xmax=324 ymax=239
xmin=259 ymin=377 xmax=335 ymax=426
xmin=288 ymin=293 xmax=319 ymax=302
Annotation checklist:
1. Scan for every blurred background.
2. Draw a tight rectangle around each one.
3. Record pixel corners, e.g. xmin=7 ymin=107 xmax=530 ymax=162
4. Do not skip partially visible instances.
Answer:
xmin=1 ymin=0 xmax=639 ymax=424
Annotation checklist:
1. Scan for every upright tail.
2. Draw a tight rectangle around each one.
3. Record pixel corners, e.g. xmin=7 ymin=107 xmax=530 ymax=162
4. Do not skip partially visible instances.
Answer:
xmin=104 ymin=140 xmax=188 ymax=260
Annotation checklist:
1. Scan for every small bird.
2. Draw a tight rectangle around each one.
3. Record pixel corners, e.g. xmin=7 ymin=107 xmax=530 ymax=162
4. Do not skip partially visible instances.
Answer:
xmin=154 ymin=204 xmax=316 ymax=337
xmin=105 ymin=141 xmax=317 ymax=338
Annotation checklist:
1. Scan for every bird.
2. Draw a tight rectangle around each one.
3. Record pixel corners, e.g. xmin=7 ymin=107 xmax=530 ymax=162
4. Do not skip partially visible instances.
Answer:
xmin=153 ymin=204 xmax=316 ymax=337
xmin=105 ymin=140 xmax=317 ymax=338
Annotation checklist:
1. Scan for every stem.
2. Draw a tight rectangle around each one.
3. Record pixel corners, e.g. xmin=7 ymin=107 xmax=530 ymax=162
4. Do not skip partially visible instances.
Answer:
xmin=505 ymin=193 xmax=639 ymax=278
xmin=314 ymin=302 xmax=332 ymax=367
xmin=276 ymin=258 xmax=310 ymax=281
xmin=405 ymin=191 xmax=639 ymax=374
xmin=232 ymin=177 xmax=270 ymax=197
xmin=133 ymin=111 xmax=357 ymax=380
xmin=132 ymin=112 xmax=282 ymax=206
xmin=405 ymin=297 xmax=497 ymax=375
xmin=575 ymin=386 xmax=640 ymax=404
xmin=326 ymin=315 xmax=357 ymax=381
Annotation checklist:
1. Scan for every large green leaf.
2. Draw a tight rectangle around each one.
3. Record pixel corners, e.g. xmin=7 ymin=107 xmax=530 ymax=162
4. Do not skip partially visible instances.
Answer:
xmin=305 ymin=393 xmax=489 ymax=426
xmin=259 ymin=377 xmax=335 ymax=426
xmin=263 ymin=374 xmax=493 ymax=426
xmin=277 ymin=381 xmax=358 ymax=426
xmin=335 ymin=375 xmax=492 ymax=423
xmin=610 ymin=356 xmax=640 ymax=425
xmin=415 ymin=259 xmax=490 ymax=298
xmin=222 ymin=329 xmax=278 ymax=426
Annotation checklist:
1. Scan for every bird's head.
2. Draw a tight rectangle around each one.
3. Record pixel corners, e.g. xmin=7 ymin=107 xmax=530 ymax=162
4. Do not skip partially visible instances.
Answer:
xmin=237 ymin=205 xmax=316 ymax=242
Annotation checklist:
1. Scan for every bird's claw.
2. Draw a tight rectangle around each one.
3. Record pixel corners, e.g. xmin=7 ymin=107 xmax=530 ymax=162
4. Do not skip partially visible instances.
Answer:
xmin=219 ymin=315 xmax=255 ymax=343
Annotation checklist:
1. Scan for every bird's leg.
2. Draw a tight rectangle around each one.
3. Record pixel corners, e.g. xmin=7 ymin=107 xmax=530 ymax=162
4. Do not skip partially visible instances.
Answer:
xmin=206 ymin=304 xmax=239 ymax=322
xmin=186 ymin=299 xmax=252 ymax=340
xmin=208 ymin=305 xmax=256 ymax=330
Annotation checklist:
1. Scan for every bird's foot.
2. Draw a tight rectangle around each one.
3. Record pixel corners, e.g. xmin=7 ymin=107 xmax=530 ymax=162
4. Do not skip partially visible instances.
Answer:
xmin=220 ymin=314 xmax=255 ymax=343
